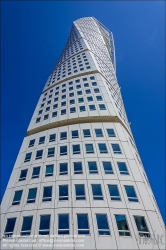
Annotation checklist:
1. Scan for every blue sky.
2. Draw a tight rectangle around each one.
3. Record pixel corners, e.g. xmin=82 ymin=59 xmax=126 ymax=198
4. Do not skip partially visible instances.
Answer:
xmin=1 ymin=1 xmax=165 ymax=223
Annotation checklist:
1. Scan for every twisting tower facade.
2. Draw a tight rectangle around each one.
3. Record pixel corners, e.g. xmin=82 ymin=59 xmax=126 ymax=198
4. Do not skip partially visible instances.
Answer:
xmin=1 ymin=17 xmax=165 ymax=250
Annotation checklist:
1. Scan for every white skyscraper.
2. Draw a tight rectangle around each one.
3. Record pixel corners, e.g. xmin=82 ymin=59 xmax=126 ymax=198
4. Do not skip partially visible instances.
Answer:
xmin=1 ymin=17 xmax=165 ymax=250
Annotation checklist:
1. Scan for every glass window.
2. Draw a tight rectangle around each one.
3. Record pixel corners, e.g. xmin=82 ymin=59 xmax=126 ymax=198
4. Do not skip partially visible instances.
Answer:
xmin=134 ymin=216 xmax=150 ymax=237
xmin=124 ymin=186 xmax=138 ymax=202
xmin=85 ymin=89 xmax=91 ymax=94
xmin=83 ymin=77 xmax=87 ymax=81
xmin=58 ymin=214 xmax=69 ymax=234
xmin=45 ymin=106 xmax=50 ymax=112
xmin=39 ymin=136 xmax=45 ymax=144
xmin=20 ymin=216 xmax=33 ymax=236
xmin=62 ymin=94 xmax=66 ymax=99
xmin=70 ymin=107 xmax=76 ymax=113
xmin=27 ymin=188 xmax=37 ymax=203
xmin=72 ymin=144 xmax=80 ymax=154
xmin=59 ymin=185 xmax=68 ymax=200
xmin=77 ymin=91 xmax=82 ymax=95
xmin=78 ymin=97 xmax=84 ymax=103
xmin=108 ymin=185 xmax=121 ymax=201
xmin=79 ymin=105 xmax=86 ymax=112
xmin=47 ymin=147 xmax=55 ymax=157
xmin=85 ymin=144 xmax=94 ymax=154
xmin=61 ymin=109 xmax=66 ymax=115
xmin=77 ymin=214 xmax=89 ymax=234
xmin=24 ymin=152 xmax=32 ymax=162
xmin=4 ymin=218 xmax=16 ymax=237
xmin=75 ymin=184 xmax=85 ymax=200
xmin=117 ymin=162 xmax=129 ymax=175
xmin=99 ymin=104 xmax=106 ymax=110
xmin=29 ymin=139 xmax=35 ymax=147
xmin=95 ymin=129 xmax=103 ymax=137
xmin=88 ymin=161 xmax=98 ymax=174
xmin=42 ymin=186 xmax=52 ymax=202
xmin=115 ymin=215 xmax=130 ymax=236
xmin=91 ymin=184 xmax=103 ymax=200
xmin=111 ymin=144 xmax=122 ymax=154
xmin=53 ymin=104 xmax=58 ymax=109
xmin=76 ymin=84 xmax=81 ymax=89
xmin=75 ymin=79 xmax=80 ymax=83
xmin=96 ymin=214 xmax=110 ymax=235
xmin=107 ymin=129 xmax=116 ymax=137
xmin=12 ymin=190 xmax=23 ymax=205
xmin=83 ymin=129 xmax=91 ymax=138
xmin=87 ymin=96 xmax=93 ymax=102
xmin=84 ymin=83 xmax=89 ymax=87
xmin=32 ymin=166 xmax=40 ymax=178
xmin=74 ymin=162 xmax=83 ymax=174
xmin=36 ymin=117 xmax=41 ymax=123
xmin=102 ymin=162 xmax=113 ymax=174
xmin=90 ymin=76 xmax=95 ymax=80
xmin=89 ymin=104 xmax=96 ymax=111
xmin=59 ymin=163 xmax=68 ymax=175
xmin=54 ymin=97 xmax=58 ymax=102
xmin=60 ymin=146 xmax=67 ymax=156
xmin=96 ymin=95 xmax=103 ymax=101
xmin=45 ymin=165 xmax=54 ymax=177
xmin=69 ymin=87 xmax=73 ymax=91
xmin=98 ymin=143 xmax=108 ymax=153
xmin=36 ymin=150 xmax=43 ymax=159
xmin=94 ymin=88 xmax=100 ymax=93
xmin=69 ymin=92 xmax=74 ymax=97
xmin=70 ymin=99 xmax=75 ymax=105
xmin=71 ymin=130 xmax=79 ymax=139
xmin=52 ymin=111 xmax=57 ymax=117
xmin=49 ymin=134 xmax=56 ymax=142
xmin=19 ymin=169 xmax=28 ymax=181
xmin=39 ymin=215 xmax=50 ymax=235
xmin=60 ymin=132 xmax=67 ymax=140
xmin=61 ymin=101 xmax=66 ymax=107
xmin=92 ymin=81 xmax=97 ymax=86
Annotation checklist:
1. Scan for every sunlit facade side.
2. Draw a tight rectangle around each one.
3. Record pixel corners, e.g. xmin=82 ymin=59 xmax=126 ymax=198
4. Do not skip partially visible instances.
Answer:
xmin=1 ymin=17 xmax=165 ymax=250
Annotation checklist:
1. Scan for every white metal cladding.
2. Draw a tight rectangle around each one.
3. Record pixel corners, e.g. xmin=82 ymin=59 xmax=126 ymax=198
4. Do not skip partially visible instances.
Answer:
xmin=1 ymin=17 xmax=165 ymax=250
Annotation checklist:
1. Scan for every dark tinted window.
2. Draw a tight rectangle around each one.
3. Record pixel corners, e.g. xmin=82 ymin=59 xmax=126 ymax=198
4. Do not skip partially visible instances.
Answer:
xmin=12 ymin=190 xmax=23 ymax=205
xmin=4 ymin=218 xmax=16 ymax=236
xmin=27 ymin=188 xmax=37 ymax=203
xmin=19 ymin=169 xmax=28 ymax=181
xmin=75 ymin=184 xmax=85 ymax=200
xmin=39 ymin=215 xmax=50 ymax=235
xmin=32 ymin=167 xmax=40 ymax=178
xmin=96 ymin=214 xmax=110 ymax=235
xmin=21 ymin=216 xmax=33 ymax=236
xmin=77 ymin=214 xmax=89 ymax=234
xmin=58 ymin=214 xmax=69 ymax=234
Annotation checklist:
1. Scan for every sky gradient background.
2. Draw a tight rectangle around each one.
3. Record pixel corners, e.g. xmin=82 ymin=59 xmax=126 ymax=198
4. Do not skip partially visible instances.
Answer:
xmin=1 ymin=1 xmax=165 ymax=223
